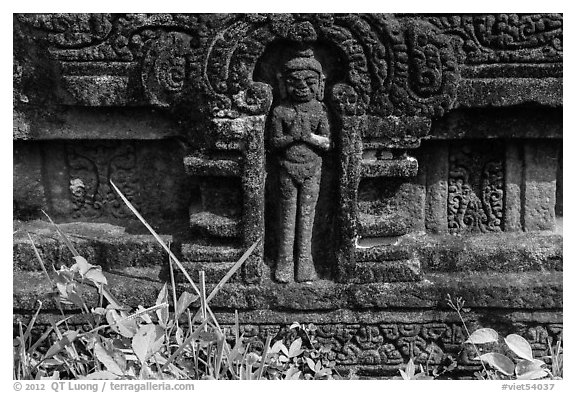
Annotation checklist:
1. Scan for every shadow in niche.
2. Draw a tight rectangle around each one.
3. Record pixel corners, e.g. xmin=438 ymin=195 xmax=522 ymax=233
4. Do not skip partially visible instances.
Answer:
xmin=255 ymin=39 xmax=347 ymax=281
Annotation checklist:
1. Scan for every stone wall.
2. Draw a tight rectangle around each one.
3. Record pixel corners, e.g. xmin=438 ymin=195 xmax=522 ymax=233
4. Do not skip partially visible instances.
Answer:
xmin=13 ymin=13 xmax=562 ymax=377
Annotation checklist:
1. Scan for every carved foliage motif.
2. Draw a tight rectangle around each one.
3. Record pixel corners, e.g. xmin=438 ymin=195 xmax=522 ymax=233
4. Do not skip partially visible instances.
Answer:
xmin=390 ymin=20 xmax=460 ymax=118
xmin=67 ymin=142 xmax=138 ymax=219
xmin=448 ymin=143 xmax=504 ymax=234
xmin=226 ymin=321 xmax=562 ymax=370
xmin=426 ymin=14 xmax=563 ymax=64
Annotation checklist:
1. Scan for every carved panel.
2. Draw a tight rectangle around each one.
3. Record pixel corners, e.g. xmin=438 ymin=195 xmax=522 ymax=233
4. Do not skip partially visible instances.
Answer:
xmin=426 ymin=14 xmax=563 ymax=64
xmin=220 ymin=321 xmax=562 ymax=372
xmin=448 ymin=142 xmax=505 ymax=234
xmin=66 ymin=142 xmax=138 ymax=219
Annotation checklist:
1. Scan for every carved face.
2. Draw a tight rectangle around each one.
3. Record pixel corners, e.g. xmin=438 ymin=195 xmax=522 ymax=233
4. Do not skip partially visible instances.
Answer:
xmin=284 ymin=69 xmax=321 ymax=102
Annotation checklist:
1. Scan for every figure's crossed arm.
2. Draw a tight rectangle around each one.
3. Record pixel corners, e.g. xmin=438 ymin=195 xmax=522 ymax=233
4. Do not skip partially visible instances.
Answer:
xmin=269 ymin=109 xmax=294 ymax=150
xmin=308 ymin=113 xmax=331 ymax=151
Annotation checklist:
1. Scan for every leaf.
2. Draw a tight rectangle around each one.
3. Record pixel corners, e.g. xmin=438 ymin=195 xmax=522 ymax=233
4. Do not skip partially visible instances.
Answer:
xmin=132 ymin=324 xmax=165 ymax=364
xmin=44 ymin=331 xmax=78 ymax=359
xmin=106 ymin=309 xmax=137 ymax=338
xmin=475 ymin=353 xmax=515 ymax=376
xmin=72 ymin=256 xmax=107 ymax=285
xmin=270 ymin=340 xmax=285 ymax=354
xmin=405 ymin=358 xmax=415 ymax=379
xmin=505 ymin=334 xmax=534 ymax=361
xmin=399 ymin=369 xmax=409 ymax=380
xmin=155 ymin=283 xmax=169 ymax=327
xmin=516 ymin=359 xmax=546 ymax=378
xmin=82 ymin=371 xmax=119 ymax=380
xmin=288 ymin=337 xmax=303 ymax=358
xmin=517 ymin=369 xmax=549 ymax=380
xmin=466 ymin=328 xmax=499 ymax=344
xmin=175 ymin=291 xmax=198 ymax=320
xmin=305 ymin=357 xmax=315 ymax=372
xmin=94 ymin=342 xmax=124 ymax=375
xmin=290 ymin=322 xmax=301 ymax=330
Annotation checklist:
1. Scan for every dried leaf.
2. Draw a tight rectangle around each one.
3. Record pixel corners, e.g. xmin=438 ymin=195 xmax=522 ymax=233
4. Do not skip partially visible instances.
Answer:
xmin=505 ymin=334 xmax=534 ymax=361
xmin=466 ymin=328 xmax=499 ymax=344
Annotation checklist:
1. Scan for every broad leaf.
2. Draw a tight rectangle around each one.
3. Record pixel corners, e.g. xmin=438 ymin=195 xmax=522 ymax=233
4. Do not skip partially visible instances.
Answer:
xmin=132 ymin=324 xmax=165 ymax=364
xmin=270 ymin=340 xmax=286 ymax=355
xmin=94 ymin=342 xmax=124 ymax=375
xmin=505 ymin=334 xmax=533 ymax=361
xmin=288 ymin=337 xmax=303 ymax=358
xmin=466 ymin=328 xmax=499 ymax=344
xmin=475 ymin=353 xmax=515 ymax=376
xmin=305 ymin=357 xmax=315 ymax=372
xmin=175 ymin=291 xmax=198 ymax=320
xmin=72 ymin=256 xmax=107 ymax=285
xmin=517 ymin=369 xmax=549 ymax=380
xmin=106 ymin=309 xmax=137 ymax=338
xmin=516 ymin=359 xmax=546 ymax=378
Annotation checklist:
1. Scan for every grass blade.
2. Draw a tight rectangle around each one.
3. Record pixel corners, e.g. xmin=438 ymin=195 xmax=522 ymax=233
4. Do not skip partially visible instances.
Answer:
xmin=256 ymin=335 xmax=272 ymax=380
xmin=41 ymin=210 xmax=79 ymax=257
xmin=110 ymin=180 xmax=202 ymax=298
xmin=27 ymin=234 xmax=52 ymax=285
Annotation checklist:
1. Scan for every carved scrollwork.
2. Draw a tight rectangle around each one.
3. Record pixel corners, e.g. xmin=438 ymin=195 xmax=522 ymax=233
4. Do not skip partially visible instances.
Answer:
xmin=232 ymin=82 xmax=273 ymax=115
xmin=330 ymin=83 xmax=362 ymax=116
xmin=447 ymin=143 xmax=504 ymax=234
xmin=426 ymin=14 xmax=563 ymax=64
xmin=141 ymin=32 xmax=193 ymax=107
xmin=390 ymin=20 xmax=460 ymax=118
xmin=17 ymin=13 xmax=113 ymax=49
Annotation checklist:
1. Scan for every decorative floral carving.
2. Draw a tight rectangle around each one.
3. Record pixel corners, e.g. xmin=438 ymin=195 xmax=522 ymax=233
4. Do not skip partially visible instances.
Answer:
xmin=224 ymin=321 xmax=561 ymax=370
xmin=67 ymin=142 xmax=138 ymax=219
xmin=426 ymin=14 xmax=563 ymax=64
xmin=448 ymin=143 xmax=504 ymax=234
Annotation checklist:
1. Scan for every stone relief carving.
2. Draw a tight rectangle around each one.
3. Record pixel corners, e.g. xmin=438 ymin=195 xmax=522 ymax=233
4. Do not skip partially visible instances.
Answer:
xmin=426 ymin=14 xmax=563 ymax=64
xmin=228 ymin=321 xmax=562 ymax=370
xmin=448 ymin=143 xmax=504 ymax=234
xmin=268 ymin=48 xmax=332 ymax=283
xmin=67 ymin=142 xmax=138 ymax=219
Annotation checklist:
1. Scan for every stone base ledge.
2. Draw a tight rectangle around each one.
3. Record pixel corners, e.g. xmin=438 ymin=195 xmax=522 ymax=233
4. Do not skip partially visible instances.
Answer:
xmin=14 ymin=221 xmax=562 ymax=275
xmin=13 ymin=269 xmax=562 ymax=312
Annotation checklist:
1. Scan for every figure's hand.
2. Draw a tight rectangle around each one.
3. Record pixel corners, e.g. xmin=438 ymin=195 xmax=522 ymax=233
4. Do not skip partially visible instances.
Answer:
xmin=310 ymin=133 xmax=331 ymax=150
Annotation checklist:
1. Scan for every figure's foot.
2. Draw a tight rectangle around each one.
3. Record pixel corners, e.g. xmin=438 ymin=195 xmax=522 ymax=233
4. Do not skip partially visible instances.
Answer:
xmin=275 ymin=258 xmax=294 ymax=283
xmin=296 ymin=258 xmax=318 ymax=282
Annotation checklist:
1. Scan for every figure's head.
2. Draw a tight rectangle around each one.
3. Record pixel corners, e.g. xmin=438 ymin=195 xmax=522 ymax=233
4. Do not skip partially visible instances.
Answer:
xmin=279 ymin=49 xmax=325 ymax=102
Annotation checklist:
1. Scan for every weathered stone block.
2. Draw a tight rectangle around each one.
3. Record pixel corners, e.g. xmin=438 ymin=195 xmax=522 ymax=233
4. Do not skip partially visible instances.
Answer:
xmin=523 ymin=141 xmax=559 ymax=231
xmin=13 ymin=142 xmax=45 ymax=219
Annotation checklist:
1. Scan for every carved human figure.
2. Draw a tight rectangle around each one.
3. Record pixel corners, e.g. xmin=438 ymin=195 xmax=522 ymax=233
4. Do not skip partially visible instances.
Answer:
xmin=268 ymin=49 xmax=332 ymax=283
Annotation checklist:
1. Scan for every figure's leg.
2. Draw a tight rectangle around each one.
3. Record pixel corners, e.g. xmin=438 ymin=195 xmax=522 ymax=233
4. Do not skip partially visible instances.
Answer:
xmin=295 ymin=169 xmax=321 ymax=282
xmin=276 ymin=168 xmax=298 ymax=283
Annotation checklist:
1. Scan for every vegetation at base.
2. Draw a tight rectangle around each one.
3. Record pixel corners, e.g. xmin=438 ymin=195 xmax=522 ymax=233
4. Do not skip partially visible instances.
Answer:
xmin=397 ymin=295 xmax=563 ymax=381
xmin=13 ymin=181 xmax=344 ymax=380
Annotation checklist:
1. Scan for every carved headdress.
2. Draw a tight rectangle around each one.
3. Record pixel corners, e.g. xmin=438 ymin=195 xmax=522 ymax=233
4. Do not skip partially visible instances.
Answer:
xmin=282 ymin=48 xmax=323 ymax=75
xmin=278 ymin=48 xmax=325 ymax=101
